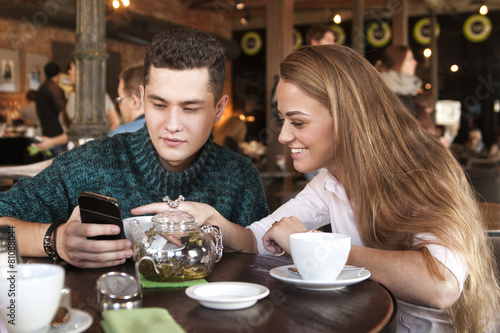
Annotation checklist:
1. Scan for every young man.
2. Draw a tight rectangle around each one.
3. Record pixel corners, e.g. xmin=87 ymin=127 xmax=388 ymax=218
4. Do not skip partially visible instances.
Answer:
xmin=108 ymin=63 xmax=146 ymax=137
xmin=0 ymin=28 xmax=269 ymax=268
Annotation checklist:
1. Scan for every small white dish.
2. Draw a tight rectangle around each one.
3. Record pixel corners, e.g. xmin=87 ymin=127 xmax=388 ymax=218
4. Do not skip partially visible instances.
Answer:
xmin=270 ymin=265 xmax=371 ymax=291
xmin=185 ymin=282 xmax=269 ymax=310
xmin=49 ymin=308 xmax=93 ymax=333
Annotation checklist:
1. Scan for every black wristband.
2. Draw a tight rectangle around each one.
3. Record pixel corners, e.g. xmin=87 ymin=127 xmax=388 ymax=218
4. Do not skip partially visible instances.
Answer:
xmin=43 ymin=219 xmax=65 ymax=262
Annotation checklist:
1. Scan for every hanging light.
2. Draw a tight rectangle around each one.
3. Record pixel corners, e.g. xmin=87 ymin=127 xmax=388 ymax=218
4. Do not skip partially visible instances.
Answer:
xmin=240 ymin=11 xmax=250 ymax=26
xmin=112 ymin=0 xmax=131 ymax=9
xmin=333 ymin=14 xmax=341 ymax=24
xmin=423 ymin=48 xmax=432 ymax=58
xmin=236 ymin=0 xmax=245 ymax=10
xmin=450 ymin=64 xmax=459 ymax=72
xmin=479 ymin=5 xmax=488 ymax=15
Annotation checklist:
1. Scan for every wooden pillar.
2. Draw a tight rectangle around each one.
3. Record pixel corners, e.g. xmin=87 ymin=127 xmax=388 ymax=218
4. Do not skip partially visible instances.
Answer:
xmin=265 ymin=0 xmax=293 ymax=192
xmin=392 ymin=0 xmax=408 ymax=45
xmin=352 ymin=0 xmax=365 ymax=56
xmin=67 ymin=0 xmax=109 ymax=146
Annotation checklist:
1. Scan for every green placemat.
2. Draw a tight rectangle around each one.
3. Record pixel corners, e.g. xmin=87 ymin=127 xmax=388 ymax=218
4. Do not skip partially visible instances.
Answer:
xmin=101 ymin=308 xmax=186 ymax=333
xmin=139 ymin=273 xmax=207 ymax=289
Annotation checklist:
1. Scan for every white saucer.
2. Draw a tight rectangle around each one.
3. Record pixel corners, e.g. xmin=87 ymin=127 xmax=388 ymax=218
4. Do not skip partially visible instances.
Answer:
xmin=185 ymin=281 xmax=269 ymax=310
xmin=269 ymin=265 xmax=371 ymax=291
xmin=49 ymin=308 xmax=93 ymax=333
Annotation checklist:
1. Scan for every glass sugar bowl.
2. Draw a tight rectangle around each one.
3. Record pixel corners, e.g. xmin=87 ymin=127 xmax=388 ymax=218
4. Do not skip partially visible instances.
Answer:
xmin=129 ymin=196 xmax=223 ymax=282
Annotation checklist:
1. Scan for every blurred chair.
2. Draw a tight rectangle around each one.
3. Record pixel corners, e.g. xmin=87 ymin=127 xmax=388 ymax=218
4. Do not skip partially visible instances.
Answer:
xmin=465 ymin=168 xmax=500 ymax=204
xmin=478 ymin=202 xmax=500 ymax=280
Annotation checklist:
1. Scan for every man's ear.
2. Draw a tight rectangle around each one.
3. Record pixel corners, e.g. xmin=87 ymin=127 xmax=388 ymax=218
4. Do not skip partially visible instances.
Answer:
xmin=140 ymin=85 xmax=145 ymax=104
xmin=214 ymin=94 xmax=229 ymax=123
xmin=131 ymin=94 xmax=142 ymax=110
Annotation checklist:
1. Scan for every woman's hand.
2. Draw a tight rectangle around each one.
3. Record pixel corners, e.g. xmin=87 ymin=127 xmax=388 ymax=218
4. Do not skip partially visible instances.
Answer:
xmin=262 ymin=216 xmax=308 ymax=254
xmin=131 ymin=201 xmax=217 ymax=227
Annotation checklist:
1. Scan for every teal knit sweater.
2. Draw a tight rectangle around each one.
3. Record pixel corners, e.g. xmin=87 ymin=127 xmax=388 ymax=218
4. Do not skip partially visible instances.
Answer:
xmin=0 ymin=126 xmax=269 ymax=226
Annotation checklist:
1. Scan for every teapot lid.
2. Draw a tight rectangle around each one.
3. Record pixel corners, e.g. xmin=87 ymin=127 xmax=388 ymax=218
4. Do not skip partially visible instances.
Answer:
xmin=151 ymin=195 xmax=196 ymax=224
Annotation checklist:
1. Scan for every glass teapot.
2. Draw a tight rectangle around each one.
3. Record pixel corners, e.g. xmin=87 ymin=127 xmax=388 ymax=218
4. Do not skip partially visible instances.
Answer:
xmin=129 ymin=196 xmax=223 ymax=282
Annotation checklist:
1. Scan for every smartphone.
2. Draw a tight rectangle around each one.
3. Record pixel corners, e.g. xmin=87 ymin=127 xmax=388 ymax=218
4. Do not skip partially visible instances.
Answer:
xmin=78 ymin=191 xmax=124 ymax=241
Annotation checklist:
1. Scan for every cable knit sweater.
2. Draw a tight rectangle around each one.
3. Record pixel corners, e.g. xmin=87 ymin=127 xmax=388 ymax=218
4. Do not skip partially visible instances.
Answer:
xmin=0 ymin=126 xmax=269 ymax=226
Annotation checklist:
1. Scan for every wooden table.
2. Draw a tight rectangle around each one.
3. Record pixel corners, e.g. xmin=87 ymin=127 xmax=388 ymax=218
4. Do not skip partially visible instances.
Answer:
xmin=46 ymin=253 xmax=396 ymax=333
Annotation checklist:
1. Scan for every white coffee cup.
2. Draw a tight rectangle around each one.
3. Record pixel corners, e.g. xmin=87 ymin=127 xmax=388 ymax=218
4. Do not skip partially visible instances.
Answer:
xmin=289 ymin=233 xmax=351 ymax=282
xmin=0 ymin=264 xmax=65 ymax=333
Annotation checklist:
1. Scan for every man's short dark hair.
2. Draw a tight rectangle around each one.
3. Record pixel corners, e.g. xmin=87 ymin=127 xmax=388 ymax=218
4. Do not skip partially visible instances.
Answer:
xmin=44 ymin=62 xmax=60 ymax=79
xmin=119 ymin=63 xmax=143 ymax=97
xmin=306 ymin=23 xmax=334 ymax=45
xmin=143 ymin=28 xmax=226 ymax=103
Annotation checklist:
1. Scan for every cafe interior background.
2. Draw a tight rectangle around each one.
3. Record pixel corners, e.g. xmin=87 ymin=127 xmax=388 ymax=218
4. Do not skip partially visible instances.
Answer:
xmin=0 ymin=0 xmax=499 ymax=208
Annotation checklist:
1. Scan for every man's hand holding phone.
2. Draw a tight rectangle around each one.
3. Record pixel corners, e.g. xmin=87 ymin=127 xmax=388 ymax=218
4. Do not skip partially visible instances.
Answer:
xmin=54 ymin=192 xmax=133 ymax=268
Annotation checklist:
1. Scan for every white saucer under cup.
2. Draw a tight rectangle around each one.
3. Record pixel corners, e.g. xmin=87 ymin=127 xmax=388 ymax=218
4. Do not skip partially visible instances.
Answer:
xmin=269 ymin=265 xmax=371 ymax=291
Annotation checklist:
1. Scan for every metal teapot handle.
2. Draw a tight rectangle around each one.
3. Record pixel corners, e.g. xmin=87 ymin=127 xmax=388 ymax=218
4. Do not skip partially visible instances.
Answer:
xmin=200 ymin=225 xmax=223 ymax=262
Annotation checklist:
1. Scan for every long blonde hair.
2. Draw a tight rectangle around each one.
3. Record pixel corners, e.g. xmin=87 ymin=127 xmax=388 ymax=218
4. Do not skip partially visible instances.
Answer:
xmin=280 ymin=45 xmax=500 ymax=332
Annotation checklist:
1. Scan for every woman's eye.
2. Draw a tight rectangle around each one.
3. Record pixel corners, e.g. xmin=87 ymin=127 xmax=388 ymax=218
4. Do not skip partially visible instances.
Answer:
xmin=277 ymin=118 xmax=284 ymax=126
xmin=292 ymin=121 xmax=304 ymax=127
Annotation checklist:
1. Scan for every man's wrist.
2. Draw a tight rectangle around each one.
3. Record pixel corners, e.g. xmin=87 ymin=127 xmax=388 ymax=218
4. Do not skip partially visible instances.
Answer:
xmin=43 ymin=220 xmax=65 ymax=262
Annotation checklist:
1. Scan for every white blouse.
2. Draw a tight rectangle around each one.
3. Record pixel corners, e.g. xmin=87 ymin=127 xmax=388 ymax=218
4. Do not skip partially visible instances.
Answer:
xmin=248 ymin=169 xmax=468 ymax=294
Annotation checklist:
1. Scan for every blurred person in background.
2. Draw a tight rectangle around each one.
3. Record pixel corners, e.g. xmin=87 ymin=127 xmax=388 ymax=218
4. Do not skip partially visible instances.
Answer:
xmin=376 ymin=45 xmax=422 ymax=114
xmin=35 ymin=62 xmax=67 ymax=156
xmin=306 ymin=23 xmax=336 ymax=45
xmin=64 ymin=60 xmax=121 ymax=132
xmin=213 ymin=111 xmax=247 ymax=155
xmin=18 ymin=90 xmax=39 ymax=127
xmin=108 ymin=63 xmax=145 ymax=137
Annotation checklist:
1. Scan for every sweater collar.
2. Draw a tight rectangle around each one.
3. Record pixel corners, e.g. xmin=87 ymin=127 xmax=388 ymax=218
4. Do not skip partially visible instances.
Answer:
xmin=129 ymin=126 xmax=215 ymax=191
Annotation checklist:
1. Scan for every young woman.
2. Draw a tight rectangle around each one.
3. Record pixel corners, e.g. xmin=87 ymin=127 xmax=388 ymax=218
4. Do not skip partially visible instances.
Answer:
xmin=133 ymin=45 xmax=500 ymax=332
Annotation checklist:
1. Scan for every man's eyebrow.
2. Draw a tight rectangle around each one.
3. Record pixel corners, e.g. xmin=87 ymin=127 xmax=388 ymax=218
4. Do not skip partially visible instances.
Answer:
xmin=147 ymin=94 xmax=166 ymax=103
xmin=146 ymin=94 xmax=205 ymax=105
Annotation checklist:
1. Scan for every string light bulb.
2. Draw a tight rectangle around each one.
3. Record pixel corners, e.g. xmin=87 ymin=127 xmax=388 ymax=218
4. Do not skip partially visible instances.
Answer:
xmin=236 ymin=0 xmax=245 ymax=10
xmin=112 ymin=0 xmax=130 ymax=8
xmin=423 ymin=48 xmax=432 ymax=58
xmin=479 ymin=5 xmax=488 ymax=15
xmin=333 ymin=14 xmax=341 ymax=24
xmin=450 ymin=64 xmax=459 ymax=72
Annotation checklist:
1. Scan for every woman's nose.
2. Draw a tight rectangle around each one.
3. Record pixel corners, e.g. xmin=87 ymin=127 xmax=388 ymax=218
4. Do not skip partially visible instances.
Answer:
xmin=278 ymin=124 xmax=293 ymax=144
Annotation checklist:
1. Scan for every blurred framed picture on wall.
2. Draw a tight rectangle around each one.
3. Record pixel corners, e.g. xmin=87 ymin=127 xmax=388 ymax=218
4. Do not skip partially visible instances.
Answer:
xmin=0 ymin=48 xmax=20 ymax=93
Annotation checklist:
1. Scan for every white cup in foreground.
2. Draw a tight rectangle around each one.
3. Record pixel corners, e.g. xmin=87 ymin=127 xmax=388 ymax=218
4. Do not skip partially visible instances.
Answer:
xmin=0 ymin=264 xmax=65 ymax=333
xmin=290 ymin=233 xmax=351 ymax=282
